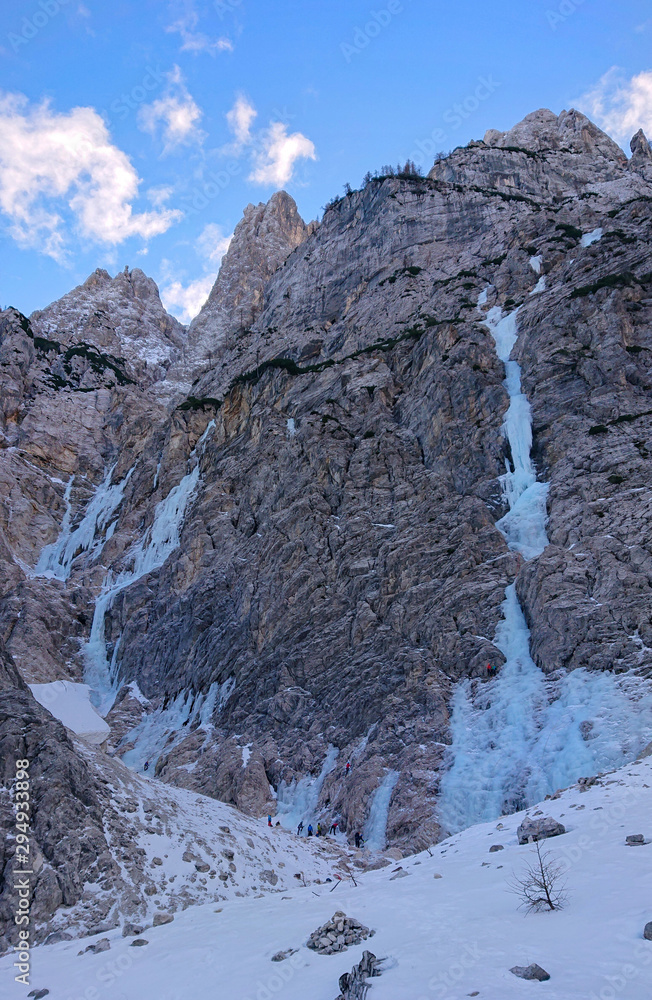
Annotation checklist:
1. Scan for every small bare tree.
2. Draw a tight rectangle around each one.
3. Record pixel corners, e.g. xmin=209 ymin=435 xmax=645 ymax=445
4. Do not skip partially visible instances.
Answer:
xmin=509 ymin=841 xmax=568 ymax=912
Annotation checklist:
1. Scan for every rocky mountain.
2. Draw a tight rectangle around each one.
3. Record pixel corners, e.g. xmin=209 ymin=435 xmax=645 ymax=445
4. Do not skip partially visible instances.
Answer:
xmin=166 ymin=190 xmax=316 ymax=396
xmin=2 ymin=108 xmax=652 ymax=946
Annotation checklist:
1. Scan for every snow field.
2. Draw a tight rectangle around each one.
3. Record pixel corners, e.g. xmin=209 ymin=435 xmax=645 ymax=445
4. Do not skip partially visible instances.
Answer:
xmin=12 ymin=757 xmax=652 ymax=1000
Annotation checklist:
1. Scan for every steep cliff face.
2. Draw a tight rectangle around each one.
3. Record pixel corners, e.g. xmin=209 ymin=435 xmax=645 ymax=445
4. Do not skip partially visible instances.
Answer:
xmin=2 ymin=109 xmax=652 ymax=904
xmin=167 ymin=190 xmax=315 ymax=395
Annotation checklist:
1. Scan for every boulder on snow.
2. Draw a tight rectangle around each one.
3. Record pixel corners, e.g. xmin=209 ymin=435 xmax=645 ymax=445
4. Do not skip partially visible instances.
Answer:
xmin=489 ymin=844 xmax=504 ymax=852
xmin=27 ymin=991 xmax=49 ymax=999
xmin=517 ymin=816 xmax=566 ymax=844
xmin=510 ymin=964 xmax=551 ymax=981
xmin=130 ymin=938 xmax=149 ymax=947
xmin=644 ymin=922 xmax=652 ymax=941
xmin=307 ymin=912 xmax=372 ymax=955
xmin=122 ymin=922 xmax=145 ymax=937
xmin=153 ymin=912 xmax=174 ymax=926
xmin=626 ymin=834 xmax=647 ymax=846
xmin=82 ymin=938 xmax=110 ymax=955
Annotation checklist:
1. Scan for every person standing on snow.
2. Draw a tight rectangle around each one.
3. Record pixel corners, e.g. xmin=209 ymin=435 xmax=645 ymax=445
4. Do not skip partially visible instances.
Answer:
xmin=330 ymin=820 xmax=338 ymax=835
xmin=307 ymin=824 xmax=313 ymax=836
xmin=354 ymin=831 xmax=363 ymax=848
xmin=297 ymin=821 xmax=304 ymax=835
xmin=268 ymin=815 xmax=273 ymax=827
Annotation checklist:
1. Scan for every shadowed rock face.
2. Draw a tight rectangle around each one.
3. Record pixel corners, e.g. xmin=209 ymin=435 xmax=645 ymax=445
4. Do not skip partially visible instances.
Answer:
xmin=0 ymin=641 xmax=120 ymax=949
xmin=1 ymin=109 xmax=652 ymax=868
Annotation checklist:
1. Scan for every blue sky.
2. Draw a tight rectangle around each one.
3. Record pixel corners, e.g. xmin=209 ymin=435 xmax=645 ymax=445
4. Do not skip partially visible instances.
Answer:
xmin=1 ymin=0 xmax=651 ymax=321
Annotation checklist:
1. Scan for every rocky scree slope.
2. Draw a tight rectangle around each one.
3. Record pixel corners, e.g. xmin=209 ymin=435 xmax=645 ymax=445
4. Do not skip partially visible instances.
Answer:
xmin=1 ymin=109 xmax=652 ymax=898
xmin=0 ymin=639 xmax=354 ymax=951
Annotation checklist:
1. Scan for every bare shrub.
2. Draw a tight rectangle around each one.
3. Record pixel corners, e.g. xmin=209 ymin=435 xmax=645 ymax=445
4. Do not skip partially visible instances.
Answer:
xmin=508 ymin=841 xmax=568 ymax=912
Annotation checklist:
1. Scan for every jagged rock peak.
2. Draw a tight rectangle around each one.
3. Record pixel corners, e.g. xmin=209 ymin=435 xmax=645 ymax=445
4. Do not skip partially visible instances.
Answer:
xmin=482 ymin=107 xmax=627 ymax=162
xmin=630 ymin=128 xmax=652 ymax=179
xmin=164 ymin=191 xmax=315 ymax=395
xmin=190 ymin=190 xmax=313 ymax=332
xmin=29 ymin=266 xmax=186 ymax=383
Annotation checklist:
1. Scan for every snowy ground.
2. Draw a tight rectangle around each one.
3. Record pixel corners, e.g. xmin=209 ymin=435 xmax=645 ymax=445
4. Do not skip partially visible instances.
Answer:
xmin=10 ymin=755 xmax=652 ymax=1000
xmin=37 ymin=743 xmax=355 ymax=946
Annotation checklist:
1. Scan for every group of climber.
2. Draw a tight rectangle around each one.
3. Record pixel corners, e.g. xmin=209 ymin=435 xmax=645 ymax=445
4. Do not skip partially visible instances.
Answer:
xmin=264 ymin=758 xmax=367 ymax=845
xmin=486 ymin=662 xmax=499 ymax=677
xmin=296 ymin=819 xmax=339 ymax=838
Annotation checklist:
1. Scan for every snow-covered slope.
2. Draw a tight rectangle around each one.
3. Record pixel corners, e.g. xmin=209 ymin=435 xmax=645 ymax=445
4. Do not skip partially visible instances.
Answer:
xmin=31 ymin=740 xmax=357 ymax=945
xmin=12 ymin=755 xmax=652 ymax=999
xmin=28 ymin=682 xmax=110 ymax=745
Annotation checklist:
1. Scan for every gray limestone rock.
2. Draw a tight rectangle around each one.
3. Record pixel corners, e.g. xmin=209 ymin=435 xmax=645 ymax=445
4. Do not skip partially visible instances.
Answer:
xmin=517 ymin=817 xmax=566 ymax=845
xmin=1 ymin=109 xmax=652 ymax=951
xmin=510 ymin=963 xmax=551 ymax=981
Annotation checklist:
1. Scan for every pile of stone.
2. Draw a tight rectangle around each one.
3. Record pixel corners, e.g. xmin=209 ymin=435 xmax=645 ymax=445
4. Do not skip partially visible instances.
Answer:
xmin=306 ymin=911 xmax=373 ymax=955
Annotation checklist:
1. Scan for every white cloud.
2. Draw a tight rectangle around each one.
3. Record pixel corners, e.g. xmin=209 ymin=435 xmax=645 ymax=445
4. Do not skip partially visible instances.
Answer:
xmin=166 ymin=3 xmax=233 ymax=55
xmin=0 ymin=91 xmax=181 ymax=261
xmin=196 ymin=221 xmax=232 ymax=263
xmin=138 ymin=66 xmax=205 ymax=154
xmin=578 ymin=67 xmax=652 ymax=142
xmin=248 ymin=121 xmax=317 ymax=186
xmin=161 ymin=273 xmax=216 ymax=323
xmin=161 ymin=223 xmax=232 ymax=323
xmin=225 ymin=94 xmax=257 ymax=149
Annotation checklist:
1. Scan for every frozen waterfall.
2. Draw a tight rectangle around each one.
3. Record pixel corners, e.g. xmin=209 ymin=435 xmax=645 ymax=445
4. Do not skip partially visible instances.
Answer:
xmin=438 ymin=294 xmax=652 ymax=833
xmin=120 ymin=682 xmax=222 ymax=773
xmin=482 ymin=305 xmax=549 ymax=560
xmin=83 ymin=423 xmax=215 ymax=713
xmin=275 ymin=746 xmax=339 ymax=830
xmin=31 ymin=466 xmax=133 ymax=581
xmin=363 ymin=769 xmax=399 ymax=850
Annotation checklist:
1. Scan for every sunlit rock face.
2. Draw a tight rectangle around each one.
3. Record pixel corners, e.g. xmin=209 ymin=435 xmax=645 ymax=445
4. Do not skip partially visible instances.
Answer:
xmin=2 ymin=109 xmax=652 ymax=863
